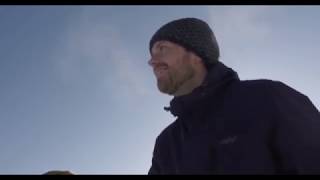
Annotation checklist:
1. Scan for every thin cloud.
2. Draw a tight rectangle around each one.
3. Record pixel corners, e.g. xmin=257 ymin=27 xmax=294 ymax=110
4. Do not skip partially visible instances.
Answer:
xmin=208 ymin=6 xmax=270 ymax=45
xmin=53 ymin=9 xmax=152 ymax=98
xmin=207 ymin=6 xmax=271 ymax=65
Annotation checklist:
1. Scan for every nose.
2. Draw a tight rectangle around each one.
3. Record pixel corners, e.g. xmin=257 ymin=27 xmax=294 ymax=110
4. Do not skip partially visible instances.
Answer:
xmin=148 ymin=57 xmax=160 ymax=67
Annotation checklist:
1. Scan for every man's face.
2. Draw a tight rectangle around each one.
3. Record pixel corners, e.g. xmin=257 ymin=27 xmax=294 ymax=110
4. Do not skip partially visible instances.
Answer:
xmin=149 ymin=41 xmax=195 ymax=95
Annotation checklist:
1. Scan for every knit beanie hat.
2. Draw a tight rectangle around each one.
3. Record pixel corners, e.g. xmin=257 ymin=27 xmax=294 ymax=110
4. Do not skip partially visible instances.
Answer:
xmin=149 ymin=17 xmax=220 ymax=69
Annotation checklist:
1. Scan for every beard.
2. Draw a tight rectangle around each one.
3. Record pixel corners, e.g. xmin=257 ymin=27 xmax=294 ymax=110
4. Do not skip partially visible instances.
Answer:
xmin=157 ymin=62 xmax=195 ymax=95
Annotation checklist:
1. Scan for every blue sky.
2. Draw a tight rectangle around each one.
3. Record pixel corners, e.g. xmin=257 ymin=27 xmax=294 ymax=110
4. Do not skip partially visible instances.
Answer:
xmin=0 ymin=6 xmax=319 ymax=174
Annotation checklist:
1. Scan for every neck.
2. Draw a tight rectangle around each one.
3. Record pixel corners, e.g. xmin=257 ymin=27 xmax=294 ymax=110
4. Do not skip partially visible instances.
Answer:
xmin=173 ymin=68 xmax=207 ymax=97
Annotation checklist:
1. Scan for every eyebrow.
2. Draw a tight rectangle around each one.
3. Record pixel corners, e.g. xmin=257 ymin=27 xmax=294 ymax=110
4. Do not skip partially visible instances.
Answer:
xmin=151 ymin=43 xmax=163 ymax=53
xmin=156 ymin=42 xmax=171 ymax=50
xmin=151 ymin=42 xmax=174 ymax=56
xmin=155 ymin=42 xmax=164 ymax=48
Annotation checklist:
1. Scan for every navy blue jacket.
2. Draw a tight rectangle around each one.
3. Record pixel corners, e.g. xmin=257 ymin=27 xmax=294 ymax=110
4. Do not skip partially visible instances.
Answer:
xmin=148 ymin=62 xmax=320 ymax=174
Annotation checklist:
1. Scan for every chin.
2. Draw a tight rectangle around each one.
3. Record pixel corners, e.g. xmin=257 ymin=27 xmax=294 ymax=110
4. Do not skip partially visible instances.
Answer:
xmin=158 ymin=86 xmax=175 ymax=95
xmin=158 ymin=85 xmax=169 ymax=94
xmin=157 ymin=79 xmax=176 ymax=95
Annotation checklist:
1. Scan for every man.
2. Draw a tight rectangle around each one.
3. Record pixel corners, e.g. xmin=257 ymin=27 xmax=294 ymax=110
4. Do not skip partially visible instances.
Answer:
xmin=147 ymin=17 xmax=320 ymax=174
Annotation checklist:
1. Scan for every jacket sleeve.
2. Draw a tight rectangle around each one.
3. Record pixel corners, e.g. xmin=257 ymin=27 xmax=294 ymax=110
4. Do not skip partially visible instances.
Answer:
xmin=268 ymin=81 xmax=320 ymax=174
xmin=148 ymin=136 xmax=162 ymax=175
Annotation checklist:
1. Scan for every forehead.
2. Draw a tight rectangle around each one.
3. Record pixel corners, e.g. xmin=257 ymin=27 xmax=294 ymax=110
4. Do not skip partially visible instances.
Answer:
xmin=153 ymin=40 xmax=175 ymax=47
xmin=151 ymin=40 xmax=182 ymax=53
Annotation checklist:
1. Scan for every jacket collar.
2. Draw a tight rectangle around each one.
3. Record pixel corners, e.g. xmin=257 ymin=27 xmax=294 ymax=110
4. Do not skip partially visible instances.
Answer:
xmin=166 ymin=61 xmax=240 ymax=118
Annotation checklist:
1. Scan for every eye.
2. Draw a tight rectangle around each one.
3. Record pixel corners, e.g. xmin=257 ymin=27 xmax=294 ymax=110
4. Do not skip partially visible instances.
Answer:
xmin=159 ymin=45 xmax=168 ymax=54
xmin=159 ymin=45 xmax=164 ymax=51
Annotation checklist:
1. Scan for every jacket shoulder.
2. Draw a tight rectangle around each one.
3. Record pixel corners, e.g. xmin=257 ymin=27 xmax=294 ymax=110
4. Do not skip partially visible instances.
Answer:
xmin=236 ymin=79 xmax=280 ymax=89
xmin=155 ymin=120 xmax=179 ymax=145
xmin=231 ymin=79 xmax=304 ymax=97
xmin=228 ymin=79 xmax=277 ymax=97
xmin=237 ymin=79 xmax=300 ymax=91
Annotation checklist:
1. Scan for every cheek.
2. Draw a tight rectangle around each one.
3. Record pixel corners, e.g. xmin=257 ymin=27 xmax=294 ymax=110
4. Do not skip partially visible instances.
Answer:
xmin=163 ymin=53 xmax=185 ymax=73
xmin=172 ymin=58 xmax=186 ymax=73
xmin=167 ymin=55 xmax=183 ymax=67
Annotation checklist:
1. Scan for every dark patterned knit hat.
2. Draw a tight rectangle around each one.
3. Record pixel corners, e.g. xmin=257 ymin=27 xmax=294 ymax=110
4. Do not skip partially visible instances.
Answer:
xmin=149 ymin=17 xmax=220 ymax=69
